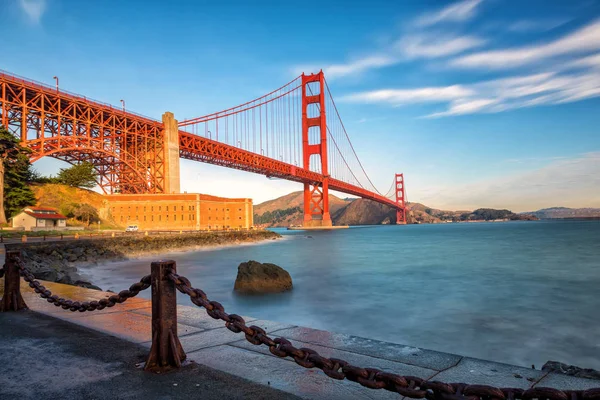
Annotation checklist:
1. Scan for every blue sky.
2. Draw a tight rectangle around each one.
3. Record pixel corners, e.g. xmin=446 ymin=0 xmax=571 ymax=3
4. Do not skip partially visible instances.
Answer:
xmin=2 ymin=0 xmax=599 ymax=211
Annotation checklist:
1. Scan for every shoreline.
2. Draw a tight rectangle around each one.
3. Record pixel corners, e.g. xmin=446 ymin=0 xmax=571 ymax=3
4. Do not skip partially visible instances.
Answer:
xmin=6 ymin=230 xmax=282 ymax=290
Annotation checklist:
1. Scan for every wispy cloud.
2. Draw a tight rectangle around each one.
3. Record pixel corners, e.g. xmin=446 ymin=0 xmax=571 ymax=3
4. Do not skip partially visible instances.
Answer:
xmin=341 ymin=85 xmax=473 ymax=105
xmin=294 ymin=32 xmax=484 ymax=79
xmin=292 ymin=1 xmax=486 ymax=79
xmin=414 ymin=0 xmax=483 ymax=27
xmin=396 ymin=33 xmax=486 ymax=58
xmin=341 ymin=65 xmax=600 ymax=118
xmin=452 ymin=18 xmax=600 ymax=69
xmin=18 ymin=0 xmax=46 ymax=23
xmin=506 ymin=18 xmax=571 ymax=33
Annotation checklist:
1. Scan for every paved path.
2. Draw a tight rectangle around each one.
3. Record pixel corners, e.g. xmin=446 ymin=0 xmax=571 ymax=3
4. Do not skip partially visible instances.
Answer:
xmin=1 ymin=273 xmax=598 ymax=398
xmin=0 ymin=311 xmax=299 ymax=400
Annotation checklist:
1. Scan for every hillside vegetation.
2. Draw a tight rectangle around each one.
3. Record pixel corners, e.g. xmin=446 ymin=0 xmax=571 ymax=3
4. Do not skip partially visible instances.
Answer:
xmin=30 ymin=183 xmax=118 ymax=228
xmin=253 ymin=191 xmax=351 ymax=226
xmin=522 ymin=207 xmax=600 ymax=219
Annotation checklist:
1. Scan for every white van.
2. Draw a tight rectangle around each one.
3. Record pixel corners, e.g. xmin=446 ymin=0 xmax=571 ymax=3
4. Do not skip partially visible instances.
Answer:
xmin=125 ymin=225 xmax=138 ymax=232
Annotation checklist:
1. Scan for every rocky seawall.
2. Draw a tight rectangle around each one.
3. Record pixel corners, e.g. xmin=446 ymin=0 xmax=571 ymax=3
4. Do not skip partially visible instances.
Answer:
xmin=5 ymin=231 xmax=280 ymax=290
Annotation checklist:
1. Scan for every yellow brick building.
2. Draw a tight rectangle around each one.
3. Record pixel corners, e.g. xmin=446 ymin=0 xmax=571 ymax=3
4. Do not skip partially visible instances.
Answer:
xmin=105 ymin=193 xmax=253 ymax=231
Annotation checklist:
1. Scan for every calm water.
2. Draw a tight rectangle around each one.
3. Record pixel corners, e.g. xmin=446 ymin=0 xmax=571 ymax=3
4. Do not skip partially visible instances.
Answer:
xmin=80 ymin=220 xmax=600 ymax=369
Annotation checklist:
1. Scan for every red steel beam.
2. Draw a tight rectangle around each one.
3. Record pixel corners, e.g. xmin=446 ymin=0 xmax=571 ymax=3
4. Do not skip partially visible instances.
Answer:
xmin=178 ymin=131 xmax=401 ymax=210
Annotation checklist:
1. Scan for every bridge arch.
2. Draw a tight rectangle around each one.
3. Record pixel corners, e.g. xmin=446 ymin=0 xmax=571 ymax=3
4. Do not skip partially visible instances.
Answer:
xmin=31 ymin=146 xmax=150 ymax=194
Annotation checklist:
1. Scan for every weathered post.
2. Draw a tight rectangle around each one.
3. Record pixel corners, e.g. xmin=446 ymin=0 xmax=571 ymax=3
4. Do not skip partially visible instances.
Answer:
xmin=145 ymin=260 xmax=186 ymax=372
xmin=0 ymin=250 xmax=27 ymax=312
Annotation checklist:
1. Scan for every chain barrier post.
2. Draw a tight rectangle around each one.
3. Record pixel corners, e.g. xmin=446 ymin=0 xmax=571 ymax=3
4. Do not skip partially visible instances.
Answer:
xmin=145 ymin=260 xmax=186 ymax=372
xmin=0 ymin=250 xmax=28 ymax=312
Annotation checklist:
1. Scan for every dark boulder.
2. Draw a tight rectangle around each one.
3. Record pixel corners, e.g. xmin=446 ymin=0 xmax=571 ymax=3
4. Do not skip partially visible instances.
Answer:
xmin=542 ymin=361 xmax=600 ymax=381
xmin=234 ymin=260 xmax=292 ymax=294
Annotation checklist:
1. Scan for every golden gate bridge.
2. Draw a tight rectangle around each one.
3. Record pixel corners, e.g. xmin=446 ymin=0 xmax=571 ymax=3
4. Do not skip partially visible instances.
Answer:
xmin=0 ymin=70 xmax=406 ymax=226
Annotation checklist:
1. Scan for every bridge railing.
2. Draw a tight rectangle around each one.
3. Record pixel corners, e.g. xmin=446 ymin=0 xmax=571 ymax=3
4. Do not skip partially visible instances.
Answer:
xmin=1 ymin=250 xmax=598 ymax=398
xmin=0 ymin=69 xmax=158 ymax=123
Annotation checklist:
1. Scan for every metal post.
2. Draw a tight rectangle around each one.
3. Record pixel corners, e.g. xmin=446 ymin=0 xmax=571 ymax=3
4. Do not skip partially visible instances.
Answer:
xmin=0 ymin=250 xmax=27 ymax=312
xmin=145 ymin=260 xmax=186 ymax=372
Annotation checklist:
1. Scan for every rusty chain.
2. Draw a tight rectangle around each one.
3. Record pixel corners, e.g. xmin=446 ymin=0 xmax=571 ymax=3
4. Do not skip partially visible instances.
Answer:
xmin=14 ymin=257 xmax=151 ymax=312
xmin=167 ymin=270 xmax=600 ymax=400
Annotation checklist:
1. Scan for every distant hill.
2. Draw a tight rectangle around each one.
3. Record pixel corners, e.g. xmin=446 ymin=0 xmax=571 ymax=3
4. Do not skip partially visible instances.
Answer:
xmin=253 ymin=191 xmax=351 ymax=227
xmin=522 ymin=207 xmax=600 ymax=219
xmin=254 ymin=192 xmax=537 ymax=227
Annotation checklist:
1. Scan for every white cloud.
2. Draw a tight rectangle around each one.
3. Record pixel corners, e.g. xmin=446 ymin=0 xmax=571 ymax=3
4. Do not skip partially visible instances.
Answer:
xmin=569 ymin=53 xmax=600 ymax=68
xmin=397 ymin=34 xmax=486 ymax=58
xmin=341 ymin=66 xmax=600 ymax=118
xmin=414 ymin=0 xmax=483 ymax=27
xmin=425 ymin=98 xmax=498 ymax=118
xmin=507 ymin=18 xmax=570 ymax=33
xmin=18 ymin=0 xmax=46 ymax=23
xmin=341 ymin=85 xmax=473 ymax=105
xmin=452 ymin=18 xmax=600 ymax=69
xmin=293 ymin=55 xmax=396 ymax=79
xmin=324 ymin=55 xmax=397 ymax=79
xmin=417 ymin=152 xmax=600 ymax=212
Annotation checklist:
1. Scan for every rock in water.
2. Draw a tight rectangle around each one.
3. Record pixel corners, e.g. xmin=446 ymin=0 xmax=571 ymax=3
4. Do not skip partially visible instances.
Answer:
xmin=542 ymin=361 xmax=600 ymax=380
xmin=234 ymin=260 xmax=293 ymax=294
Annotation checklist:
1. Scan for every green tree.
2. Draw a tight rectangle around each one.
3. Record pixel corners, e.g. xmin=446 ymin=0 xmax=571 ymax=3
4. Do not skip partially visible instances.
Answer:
xmin=0 ymin=126 xmax=36 ymax=223
xmin=56 ymin=162 xmax=98 ymax=189
xmin=73 ymin=204 xmax=99 ymax=226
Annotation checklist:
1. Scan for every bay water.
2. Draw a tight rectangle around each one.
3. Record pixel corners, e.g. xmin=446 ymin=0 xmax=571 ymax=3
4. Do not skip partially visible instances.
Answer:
xmin=79 ymin=220 xmax=600 ymax=370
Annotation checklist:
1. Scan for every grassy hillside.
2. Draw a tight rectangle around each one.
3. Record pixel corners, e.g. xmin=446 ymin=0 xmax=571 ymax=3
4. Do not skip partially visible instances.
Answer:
xmin=30 ymin=183 xmax=118 ymax=228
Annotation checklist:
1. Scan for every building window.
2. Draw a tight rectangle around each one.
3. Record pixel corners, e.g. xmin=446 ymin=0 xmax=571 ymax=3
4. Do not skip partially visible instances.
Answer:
xmin=144 ymin=216 xmax=146 ymax=221
xmin=181 ymin=214 xmax=183 ymax=221
xmin=239 ymin=217 xmax=242 ymax=219
xmin=152 ymin=216 xmax=154 ymax=221
xmin=159 ymin=215 xmax=161 ymax=221
xmin=120 ymin=216 xmax=123 ymax=222
xmin=151 ymin=206 xmax=154 ymax=212
xmin=159 ymin=206 xmax=161 ymax=211
xmin=174 ymin=215 xmax=176 ymax=221
xmin=227 ymin=208 xmax=229 ymax=212
xmin=238 ymin=208 xmax=241 ymax=211
xmin=208 ymin=217 xmax=211 ymax=220
xmin=166 ymin=206 xmax=169 ymax=212
xmin=181 ymin=206 xmax=184 ymax=211
xmin=144 ymin=206 xmax=146 ymax=212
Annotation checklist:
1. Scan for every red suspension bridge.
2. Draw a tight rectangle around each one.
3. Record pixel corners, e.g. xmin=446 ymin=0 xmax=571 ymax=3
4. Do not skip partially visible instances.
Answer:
xmin=0 ymin=70 xmax=406 ymax=226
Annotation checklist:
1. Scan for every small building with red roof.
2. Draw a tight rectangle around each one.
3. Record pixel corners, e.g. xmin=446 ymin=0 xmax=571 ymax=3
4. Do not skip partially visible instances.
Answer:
xmin=11 ymin=206 xmax=68 ymax=231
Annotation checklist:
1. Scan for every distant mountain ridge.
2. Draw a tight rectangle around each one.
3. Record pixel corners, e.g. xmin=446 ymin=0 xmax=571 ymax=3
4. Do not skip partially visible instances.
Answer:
xmin=522 ymin=207 xmax=600 ymax=219
xmin=253 ymin=192 xmax=538 ymax=227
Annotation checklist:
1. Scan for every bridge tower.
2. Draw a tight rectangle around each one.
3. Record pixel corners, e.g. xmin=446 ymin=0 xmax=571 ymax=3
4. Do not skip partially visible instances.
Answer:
xmin=301 ymin=71 xmax=332 ymax=227
xmin=395 ymin=173 xmax=406 ymax=224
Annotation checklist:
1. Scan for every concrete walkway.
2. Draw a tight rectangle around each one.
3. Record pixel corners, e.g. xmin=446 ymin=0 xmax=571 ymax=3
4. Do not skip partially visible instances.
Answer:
xmin=1 ymin=277 xmax=598 ymax=399
xmin=0 ymin=311 xmax=299 ymax=400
